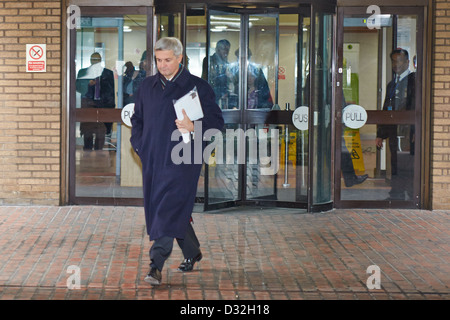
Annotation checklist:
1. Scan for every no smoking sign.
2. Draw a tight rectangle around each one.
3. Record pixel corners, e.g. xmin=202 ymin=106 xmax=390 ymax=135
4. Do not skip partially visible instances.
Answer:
xmin=26 ymin=44 xmax=46 ymax=72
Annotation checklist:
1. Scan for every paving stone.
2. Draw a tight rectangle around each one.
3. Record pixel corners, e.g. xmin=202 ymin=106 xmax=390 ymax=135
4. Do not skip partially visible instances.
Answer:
xmin=0 ymin=206 xmax=448 ymax=301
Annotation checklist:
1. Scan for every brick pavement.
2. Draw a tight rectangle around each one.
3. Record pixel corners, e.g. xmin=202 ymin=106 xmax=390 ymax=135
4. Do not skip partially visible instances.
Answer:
xmin=0 ymin=205 xmax=448 ymax=301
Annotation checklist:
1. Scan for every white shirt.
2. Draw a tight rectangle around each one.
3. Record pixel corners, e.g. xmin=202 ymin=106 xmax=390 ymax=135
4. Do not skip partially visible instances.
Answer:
xmin=397 ymin=69 xmax=411 ymax=83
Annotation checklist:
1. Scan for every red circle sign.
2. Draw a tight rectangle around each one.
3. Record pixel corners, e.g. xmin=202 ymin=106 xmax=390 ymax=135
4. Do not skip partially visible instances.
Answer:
xmin=29 ymin=45 xmax=44 ymax=60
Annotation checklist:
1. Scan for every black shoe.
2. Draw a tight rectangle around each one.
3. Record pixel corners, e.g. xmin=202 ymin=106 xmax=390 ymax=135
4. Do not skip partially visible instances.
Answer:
xmin=177 ymin=252 xmax=202 ymax=272
xmin=385 ymin=195 xmax=405 ymax=201
xmin=144 ymin=267 xmax=162 ymax=286
xmin=344 ymin=174 xmax=368 ymax=187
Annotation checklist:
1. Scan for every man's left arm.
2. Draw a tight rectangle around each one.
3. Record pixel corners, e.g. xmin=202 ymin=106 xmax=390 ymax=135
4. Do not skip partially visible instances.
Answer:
xmin=197 ymin=81 xmax=224 ymax=134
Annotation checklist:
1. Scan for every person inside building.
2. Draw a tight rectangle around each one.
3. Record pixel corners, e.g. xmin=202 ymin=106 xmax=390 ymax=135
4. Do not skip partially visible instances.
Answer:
xmin=202 ymin=39 xmax=231 ymax=108
xmin=123 ymin=61 xmax=138 ymax=106
xmin=133 ymin=50 xmax=148 ymax=96
xmin=76 ymin=52 xmax=115 ymax=150
xmin=376 ymin=48 xmax=415 ymax=200
xmin=226 ymin=49 xmax=273 ymax=109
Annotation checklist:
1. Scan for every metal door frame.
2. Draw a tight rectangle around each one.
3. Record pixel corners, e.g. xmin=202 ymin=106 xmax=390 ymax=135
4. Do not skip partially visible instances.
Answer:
xmin=67 ymin=6 xmax=152 ymax=205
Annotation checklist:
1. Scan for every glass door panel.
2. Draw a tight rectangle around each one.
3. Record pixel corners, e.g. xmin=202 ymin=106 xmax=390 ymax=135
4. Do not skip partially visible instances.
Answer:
xmin=246 ymin=14 xmax=276 ymax=110
xmin=336 ymin=8 xmax=422 ymax=208
xmin=72 ymin=14 xmax=147 ymax=201
xmin=207 ymin=11 xmax=241 ymax=110
xmin=205 ymin=10 xmax=243 ymax=207
xmin=245 ymin=14 xmax=277 ymax=201
xmin=203 ymin=8 xmax=313 ymax=210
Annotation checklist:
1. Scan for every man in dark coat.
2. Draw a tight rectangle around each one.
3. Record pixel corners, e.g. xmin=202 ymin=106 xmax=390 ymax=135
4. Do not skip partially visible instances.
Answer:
xmin=130 ymin=37 xmax=224 ymax=286
xmin=201 ymin=39 xmax=231 ymax=108
xmin=376 ymin=48 xmax=415 ymax=200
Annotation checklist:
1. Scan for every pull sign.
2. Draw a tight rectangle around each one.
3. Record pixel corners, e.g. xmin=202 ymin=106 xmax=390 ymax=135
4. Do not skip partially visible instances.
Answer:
xmin=342 ymin=104 xmax=367 ymax=129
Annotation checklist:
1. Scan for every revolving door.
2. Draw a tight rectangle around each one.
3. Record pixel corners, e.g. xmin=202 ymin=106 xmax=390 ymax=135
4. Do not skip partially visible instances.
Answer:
xmin=162 ymin=1 xmax=336 ymax=211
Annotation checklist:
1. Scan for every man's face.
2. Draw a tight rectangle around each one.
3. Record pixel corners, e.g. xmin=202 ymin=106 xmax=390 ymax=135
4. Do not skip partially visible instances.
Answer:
xmin=216 ymin=44 xmax=230 ymax=61
xmin=391 ymin=53 xmax=409 ymax=75
xmin=90 ymin=54 xmax=101 ymax=65
xmin=155 ymin=50 xmax=183 ymax=79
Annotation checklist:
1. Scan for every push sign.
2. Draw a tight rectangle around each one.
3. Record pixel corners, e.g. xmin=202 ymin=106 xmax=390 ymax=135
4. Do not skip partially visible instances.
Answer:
xmin=342 ymin=104 xmax=367 ymax=129
xmin=292 ymin=106 xmax=309 ymax=131
xmin=121 ymin=103 xmax=135 ymax=127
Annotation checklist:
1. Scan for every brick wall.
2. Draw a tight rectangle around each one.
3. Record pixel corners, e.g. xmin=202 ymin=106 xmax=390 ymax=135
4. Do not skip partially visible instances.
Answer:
xmin=0 ymin=0 xmax=61 ymax=205
xmin=432 ymin=0 xmax=450 ymax=209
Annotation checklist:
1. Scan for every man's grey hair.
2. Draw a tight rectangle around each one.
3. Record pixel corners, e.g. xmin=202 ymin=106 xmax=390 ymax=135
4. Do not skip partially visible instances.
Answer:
xmin=155 ymin=37 xmax=183 ymax=56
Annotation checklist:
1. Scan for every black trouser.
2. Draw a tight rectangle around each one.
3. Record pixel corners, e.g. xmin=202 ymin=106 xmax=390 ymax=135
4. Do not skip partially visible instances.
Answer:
xmin=150 ymin=223 xmax=200 ymax=271
xmin=389 ymin=152 xmax=414 ymax=200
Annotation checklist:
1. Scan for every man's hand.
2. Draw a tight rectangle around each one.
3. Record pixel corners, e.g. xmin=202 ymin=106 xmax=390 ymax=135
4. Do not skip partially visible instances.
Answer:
xmin=375 ymin=137 xmax=383 ymax=149
xmin=175 ymin=109 xmax=194 ymax=133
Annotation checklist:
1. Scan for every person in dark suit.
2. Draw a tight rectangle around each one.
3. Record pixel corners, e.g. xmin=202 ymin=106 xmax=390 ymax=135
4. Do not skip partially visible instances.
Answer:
xmin=376 ymin=48 xmax=415 ymax=200
xmin=130 ymin=37 xmax=224 ymax=286
xmin=202 ymin=39 xmax=231 ymax=108
xmin=227 ymin=49 xmax=273 ymax=109
xmin=76 ymin=53 xmax=115 ymax=150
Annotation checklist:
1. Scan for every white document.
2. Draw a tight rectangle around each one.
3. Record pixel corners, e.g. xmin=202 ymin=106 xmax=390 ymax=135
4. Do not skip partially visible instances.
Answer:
xmin=173 ymin=86 xmax=204 ymax=143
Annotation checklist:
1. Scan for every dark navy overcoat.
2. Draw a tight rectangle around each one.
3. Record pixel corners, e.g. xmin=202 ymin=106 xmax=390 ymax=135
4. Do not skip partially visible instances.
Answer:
xmin=130 ymin=67 xmax=223 ymax=240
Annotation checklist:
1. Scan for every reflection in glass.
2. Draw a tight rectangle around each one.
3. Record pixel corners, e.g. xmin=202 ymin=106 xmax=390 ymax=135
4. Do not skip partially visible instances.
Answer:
xmin=74 ymin=15 xmax=147 ymax=198
xmin=204 ymin=12 xmax=240 ymax=109
xmin=207 ymin=124 xmax=242 ymax=205
xmin=247 ymin=15 xmax=276 ymax=110
xmin=76 ymin=52 xmax=115 ymax=151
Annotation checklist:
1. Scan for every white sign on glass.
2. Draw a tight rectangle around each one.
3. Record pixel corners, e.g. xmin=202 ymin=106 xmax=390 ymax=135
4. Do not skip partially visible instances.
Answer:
xmin=342 ymin=104 xmax=367 ymax=129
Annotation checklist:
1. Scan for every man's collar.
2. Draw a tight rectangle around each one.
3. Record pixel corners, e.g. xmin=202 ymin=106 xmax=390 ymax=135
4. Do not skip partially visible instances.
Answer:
xmin=398 ymin=69 xmax=411 ymax=82
xmin=153 ymin=64 xmax=189 ymax=88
